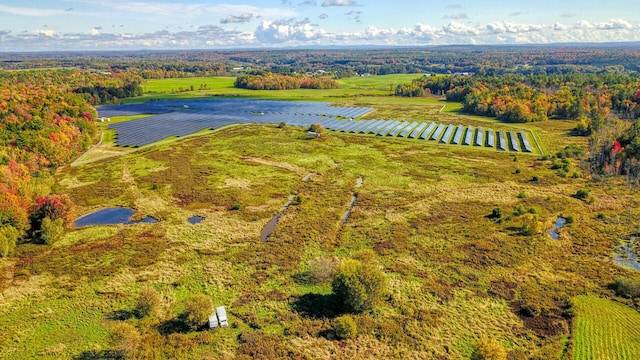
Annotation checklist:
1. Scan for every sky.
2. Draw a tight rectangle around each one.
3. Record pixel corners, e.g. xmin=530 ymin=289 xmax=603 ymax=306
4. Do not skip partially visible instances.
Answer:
xmin=1 ymin=0 xmax=639 ymax=51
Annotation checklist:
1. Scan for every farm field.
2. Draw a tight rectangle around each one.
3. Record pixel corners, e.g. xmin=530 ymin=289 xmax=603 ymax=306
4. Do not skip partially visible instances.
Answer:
xmin=573 ymin=295 xmax=640 ymax=360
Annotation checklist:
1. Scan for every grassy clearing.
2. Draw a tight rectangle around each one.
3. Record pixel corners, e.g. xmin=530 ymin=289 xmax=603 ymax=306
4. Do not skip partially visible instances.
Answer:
xmin=573 ymin=295 xmax=640 ymax=360
xmin=2 ymin=120 xmax=638 ymax=358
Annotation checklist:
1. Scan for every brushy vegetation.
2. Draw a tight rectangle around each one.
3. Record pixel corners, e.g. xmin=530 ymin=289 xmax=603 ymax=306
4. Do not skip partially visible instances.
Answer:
xmin=1 ymin=118 xmax=638 ymax=359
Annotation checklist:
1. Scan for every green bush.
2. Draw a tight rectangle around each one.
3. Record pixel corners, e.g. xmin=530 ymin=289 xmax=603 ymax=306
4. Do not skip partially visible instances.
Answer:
xmin=613 ymin=277 xmax=640 ymax=299
xmin=135 ymin=285 xmax=161 ymax=318
xmin=182 ymin=294 xmax=212 ymax=330
xmin=489 ymin=207 xmax=502 ymax=220
xmin=574 ymin=189 xmax=590 ymax=200
xmin=471 ymin=337 xmax=507 ymax=360
xmin=231 ymin=203 xmax=242 ymax=211
xmin=334 ymin=315 xmax=357 ymax=340
xmin=332 ymin=259 xmax=387 ymax=313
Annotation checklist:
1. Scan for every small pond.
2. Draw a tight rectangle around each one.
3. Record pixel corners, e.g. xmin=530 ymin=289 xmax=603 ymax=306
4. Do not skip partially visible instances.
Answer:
xmin=260 ymin=195 xmax=295 ymax=242
xmin=547 ymin=217 xmax=567 ymax=240
xmin=74 ymin=207 xmax=157 ymax=228
xmin=188 ymin=216 xmax=205 ymax=224
xmin=615 ymin=237 xmax=640 ymax=271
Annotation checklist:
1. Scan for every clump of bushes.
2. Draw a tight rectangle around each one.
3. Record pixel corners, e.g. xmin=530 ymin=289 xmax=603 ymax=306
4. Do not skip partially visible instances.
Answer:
xmin=182 ymin=294 xmax=212 ymax=330
xmin=574 ymin=189 xmax=590 ymax=200
xmin=471 ymin=337 xmax=507 ymax=360
xmin=612 ymin=276 xmax=640 ymax=300
xmin=332 ymin=259 xmax=387 ymax=313
xmin=333 ymin=315 xmax=357 ymax=340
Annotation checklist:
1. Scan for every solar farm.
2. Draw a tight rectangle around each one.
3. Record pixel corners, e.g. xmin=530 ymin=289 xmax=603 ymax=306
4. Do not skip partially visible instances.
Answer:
xmin=100 ymin=98 xmax=538 ymax=153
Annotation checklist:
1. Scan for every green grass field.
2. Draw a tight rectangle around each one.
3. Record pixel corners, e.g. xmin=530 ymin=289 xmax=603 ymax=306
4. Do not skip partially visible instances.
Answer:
xmin=573 ymin=295 xmax=640 ymax=360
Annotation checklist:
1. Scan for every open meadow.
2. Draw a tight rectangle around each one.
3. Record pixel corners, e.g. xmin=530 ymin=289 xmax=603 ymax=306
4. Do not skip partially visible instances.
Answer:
xmin=1 ymin=75 xmax=640 ymax=359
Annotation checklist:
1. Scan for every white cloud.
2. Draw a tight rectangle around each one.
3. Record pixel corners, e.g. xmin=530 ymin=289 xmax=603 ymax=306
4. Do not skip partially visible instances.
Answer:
xmin=220 ymin=13 xmax=254 ymax=24
xmin=1 ymin=15 xmax=640 ymax=51
xmin=596 ymin=19 xmax=632 ymax=30
xmin=0 ymin=5 xmax=66 ymax=17
xmin=322 ymin=0 xmax=358 ymax=7
xmin=78 ymin=1 xmax=294 ymax=19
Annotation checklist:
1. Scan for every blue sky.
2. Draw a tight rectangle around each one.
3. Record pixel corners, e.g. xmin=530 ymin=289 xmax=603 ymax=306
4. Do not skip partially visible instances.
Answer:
xmin=1 ymin=0 xmax=639 ymax=50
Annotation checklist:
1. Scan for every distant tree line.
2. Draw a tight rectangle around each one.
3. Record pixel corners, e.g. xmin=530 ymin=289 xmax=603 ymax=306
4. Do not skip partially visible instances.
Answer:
xmin=234 ymin=72 xmax=339 ymax=90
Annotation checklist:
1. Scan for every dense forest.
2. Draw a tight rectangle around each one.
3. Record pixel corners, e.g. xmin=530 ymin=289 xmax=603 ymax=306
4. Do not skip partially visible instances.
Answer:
xmin=0 ymin=69 xmax=142 ymax=255
xmin=3 ymin=44 xmax=640 ymax=78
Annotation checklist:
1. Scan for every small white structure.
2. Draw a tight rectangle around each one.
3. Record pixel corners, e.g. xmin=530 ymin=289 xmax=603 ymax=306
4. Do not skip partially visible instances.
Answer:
xmin=307 ymin=131 xmax=320 ymax=138
xmin=208 ymin=314 xmax=219 ymax=329
xmin=98 ymin=117 xmax=111 ymax=122
xmin=216 ymin=306 xmax=228 ymax=327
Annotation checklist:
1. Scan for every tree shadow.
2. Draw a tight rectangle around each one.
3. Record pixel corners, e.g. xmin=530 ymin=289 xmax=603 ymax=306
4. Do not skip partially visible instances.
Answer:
xmin=106 ymin=309 xmax=136 ymax=321
xmin=73 ymin=350 xmax=123 ymax=360
xmin=291 ymin=293 xmax=342 ymax=319
xmin=157 ymin=316 xmax=191 ymax=335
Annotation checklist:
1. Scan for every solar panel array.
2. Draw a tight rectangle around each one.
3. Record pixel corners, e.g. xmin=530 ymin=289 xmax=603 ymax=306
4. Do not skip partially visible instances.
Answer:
xmin=101 ymin=99 xmax=535 ymax=153
xmin=102 ymin=99 xmax=373 ymax=147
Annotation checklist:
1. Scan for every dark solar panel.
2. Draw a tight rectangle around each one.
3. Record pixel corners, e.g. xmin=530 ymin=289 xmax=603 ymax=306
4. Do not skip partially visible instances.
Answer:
xmin=452 ymin=125 xmax=465 ymax=144
xmin=508 ymin=130 xmax=520 ymax=152
xmin=463 ymin=126 xmax=474 ymax=145
xmin=486 ymin=128 xmax=495 ymax=147
xmin=519 ymin=131 xmax=533 ymax=152
xmin=430 ymin=124 xmax=445 ymax=141
xmin=497 ymin=130 xmax=506 ymax=151
xmin=440 ymin=124 xmax=455 ymax=143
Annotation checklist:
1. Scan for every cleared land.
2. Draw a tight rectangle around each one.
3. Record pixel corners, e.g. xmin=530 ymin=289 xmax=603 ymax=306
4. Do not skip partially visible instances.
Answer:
xmin=573 ymin=295 xmax=640 ymax=360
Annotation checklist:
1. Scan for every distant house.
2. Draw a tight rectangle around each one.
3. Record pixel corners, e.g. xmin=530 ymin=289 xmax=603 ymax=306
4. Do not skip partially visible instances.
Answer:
xmin=307 ymin=131 xmax=320 ymax=138
xmin=98 ymin=117 xmax=110 ymax=122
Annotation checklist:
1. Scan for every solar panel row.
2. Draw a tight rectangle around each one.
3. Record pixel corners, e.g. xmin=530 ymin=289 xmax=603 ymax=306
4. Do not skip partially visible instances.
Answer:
xmin=103 ymin=99 xmax=536 ymax=153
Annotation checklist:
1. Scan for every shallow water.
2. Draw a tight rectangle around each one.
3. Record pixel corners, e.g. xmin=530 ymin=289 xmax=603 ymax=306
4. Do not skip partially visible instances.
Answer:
xmin=188 ymin=216 xmax=205 ymax=224
xmin=74 ymin=207 xmax=157 ymax=228
xmin=547 ymin=217 xmax=567 ymax=240
xmin=260 ymin=195 xmax=295 ymax=242
xmin=615 ymin=238 xmax=640 ymax=270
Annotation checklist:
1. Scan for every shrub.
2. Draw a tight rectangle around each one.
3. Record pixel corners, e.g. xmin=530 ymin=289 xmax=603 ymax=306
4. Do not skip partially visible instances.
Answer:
xmin=309 ymin=122 xmax=324 ymax=135
xmin=612 ymin=277 xmax=640 ymax=299
xmin=277 ymin=122 xmax=286 ymax=129
xmin=517 ymin=190 xmax=527 ymax=199
xmin=334 ymin=315 xmax=358 ymax=340
xmin=489 ymin=207 xmax=502 ymax=220
xmin=471 ymin=337 xmax=507 ymax=360
xmin=230 ymin=203 xmax=242 ymax=211
xmin=514 ymin=168 xmax=521 ymax=174
xmin=519 ymin=214 xmax=539 ymax=236
xmin=135 ymin=285 xmax=161 ymax=318
xmin=565 ymin=215 xmax=574 ymax=224
xmin=574 ymin=189 xmax=590 ymax=200
xmin=182 ymin=294 xmax=212 ymax=331
xmin=332 ymin=259 xmax=387 ymax=313
xmin=110 ymin=322 xmax=141 ymax=359
xmin=531 ymin=175 xmax=539 ymax=182
xmin=308 ymin=256 xmax=339 ymax=283
xmin=0 ymin=225 xmax=20 ymax=257
xmin=39 ymin=217 xmax=64 ymax=245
